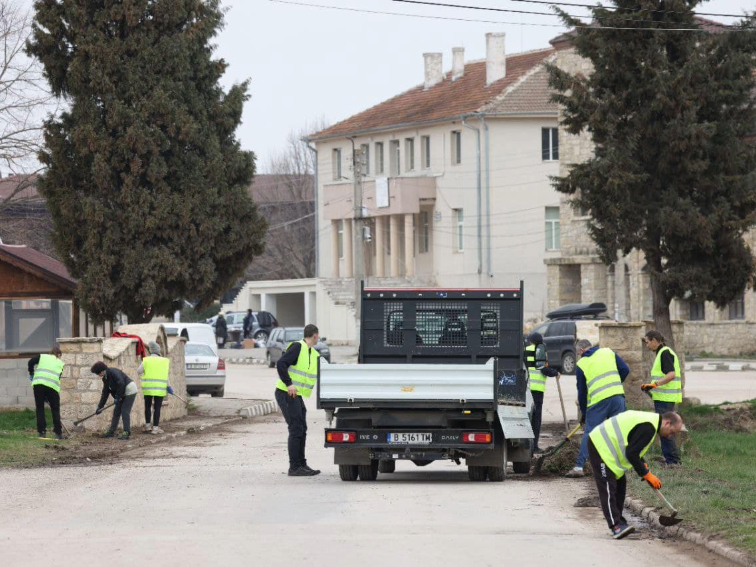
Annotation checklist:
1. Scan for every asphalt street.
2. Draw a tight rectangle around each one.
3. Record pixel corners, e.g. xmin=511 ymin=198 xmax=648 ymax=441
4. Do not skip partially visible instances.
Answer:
xmin=1 ymin=364 xmax=750 ymax=566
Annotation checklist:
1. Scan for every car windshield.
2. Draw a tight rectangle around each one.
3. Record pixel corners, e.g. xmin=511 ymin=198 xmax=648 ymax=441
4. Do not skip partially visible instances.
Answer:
xmin=185 ymin=344 xmax=215 ymax=357
xmin=284 ymin=329 xmax=304 ymax=342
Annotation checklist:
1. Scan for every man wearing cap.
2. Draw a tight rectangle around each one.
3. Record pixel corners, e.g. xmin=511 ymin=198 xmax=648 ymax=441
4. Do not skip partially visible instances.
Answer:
xmin=587 ymin=410 xmax=685 ymax=539
xmin=566 ymin=339 xmax=630 ymax=478
xmin=137 ymin=341 xmax=173 ymax=435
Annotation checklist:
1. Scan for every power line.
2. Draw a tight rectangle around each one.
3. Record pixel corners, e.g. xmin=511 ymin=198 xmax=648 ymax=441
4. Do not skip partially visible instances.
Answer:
xmin=486 ymin=0 xmax=747 ymax=19
xmin=270 ymin=0 xmax=752 ymax=32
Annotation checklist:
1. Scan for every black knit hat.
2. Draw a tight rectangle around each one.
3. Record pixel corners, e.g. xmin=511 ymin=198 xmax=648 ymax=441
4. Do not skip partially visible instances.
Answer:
xmin=91 ymin=361 xmax=108 ymax=375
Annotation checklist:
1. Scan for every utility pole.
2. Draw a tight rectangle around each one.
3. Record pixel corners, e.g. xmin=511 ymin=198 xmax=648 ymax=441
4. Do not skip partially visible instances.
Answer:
xmin=353 ymin=147 xmax=366 ymax=325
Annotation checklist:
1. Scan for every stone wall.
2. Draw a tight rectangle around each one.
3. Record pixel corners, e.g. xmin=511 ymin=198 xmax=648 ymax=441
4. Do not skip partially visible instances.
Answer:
xmin=56 ymin=324 xmax=186 ymax=430
xmin=0 ymin=359 xmax=35 ymax=407
xmin=597 ymin=322 xmax=650 ymax=410
xmin=683 ymin=321 xmax=756 ymax=356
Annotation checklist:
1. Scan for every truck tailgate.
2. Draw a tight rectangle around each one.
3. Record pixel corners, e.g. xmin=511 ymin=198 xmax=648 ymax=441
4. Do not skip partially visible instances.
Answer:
xmin=318 ymin=359 xmax=494 ymax=408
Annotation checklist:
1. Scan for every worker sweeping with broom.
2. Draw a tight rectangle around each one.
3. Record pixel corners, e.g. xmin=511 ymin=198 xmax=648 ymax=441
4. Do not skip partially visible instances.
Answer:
xmin=587 ymin=410 xmax=685 ymax=539
xmin=137 ymin=341 xmax=173 ymax=435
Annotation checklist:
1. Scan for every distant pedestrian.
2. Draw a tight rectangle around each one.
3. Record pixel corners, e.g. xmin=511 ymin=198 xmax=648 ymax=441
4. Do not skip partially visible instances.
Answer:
xmin=91 ymin=362 xmax=138 ymax=440
xmin=275 ymin=323 xmax=321 ymax=476
xmin=243 ymin=309 xmax=253 ymax=339
xmin=137 ymin=341 xmax=173 ymax=435
xmin=642 ymin=330 xmax=682 ymax=466
xmin=587 ymin=410 xmax=684 ymax=539
xmin=524 ymin=332 xmax=558 ymax=452
xmin=215 ymin=312 xmax=228 ymax=349
xmin=28 ymin=346 xmax=65 ymax=440
xmin=566 ymin=339 xmax=629 ymax=478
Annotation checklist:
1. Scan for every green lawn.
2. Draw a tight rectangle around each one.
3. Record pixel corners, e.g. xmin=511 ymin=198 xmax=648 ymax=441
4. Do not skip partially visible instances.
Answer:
xmin=0 ymin=409 xmax=73 ymax=467
xmin=628 ymin=400 xmax=756 ymax=557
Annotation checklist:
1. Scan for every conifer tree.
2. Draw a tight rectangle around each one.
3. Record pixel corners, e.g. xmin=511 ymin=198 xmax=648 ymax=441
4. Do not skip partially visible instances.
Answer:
xmin=27 ymin=0 xmax=265 ymax=323
xmin=548 ymin=2 xmax=756 ymax=345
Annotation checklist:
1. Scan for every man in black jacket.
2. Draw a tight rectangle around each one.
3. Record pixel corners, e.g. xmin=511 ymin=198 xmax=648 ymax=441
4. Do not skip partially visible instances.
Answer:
xmin=91 ymin=362 xmax=138 ymax=440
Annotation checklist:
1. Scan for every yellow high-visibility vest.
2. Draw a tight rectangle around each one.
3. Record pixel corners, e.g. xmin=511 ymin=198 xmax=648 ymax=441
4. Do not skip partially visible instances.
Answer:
xmin=576 ymin=348 xmax=625 ymax=407
xmin=32 ymin=354 xmax=64 ymax=393
xmin=142 ymin=356 xmax=170 ymax=397
xmin=651 ymin=346 xmax=682 ymax=403
xmin=276 ymin=340 xmax=319 ymax=398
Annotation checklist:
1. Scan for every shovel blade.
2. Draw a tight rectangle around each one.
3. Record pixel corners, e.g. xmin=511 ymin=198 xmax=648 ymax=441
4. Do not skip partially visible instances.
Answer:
xmin=659 ymin=515 xmax=683 ymax=527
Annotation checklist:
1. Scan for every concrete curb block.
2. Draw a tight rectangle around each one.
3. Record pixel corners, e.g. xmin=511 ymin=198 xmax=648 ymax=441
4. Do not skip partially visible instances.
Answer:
xmin=625 ymin=497 xmax=756 ymax=567
xmin=225 ymin=357 xmax=265 ymax=365
xmin=239 ymin=400 xmax=280 ymax=419
xmin=685 ymin=363 xmax=756 ymax=372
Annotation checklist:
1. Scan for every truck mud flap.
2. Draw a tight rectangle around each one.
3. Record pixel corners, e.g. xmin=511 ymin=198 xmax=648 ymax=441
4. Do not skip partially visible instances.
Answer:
xmin=496 ymin=405 xmax=534 ymax=440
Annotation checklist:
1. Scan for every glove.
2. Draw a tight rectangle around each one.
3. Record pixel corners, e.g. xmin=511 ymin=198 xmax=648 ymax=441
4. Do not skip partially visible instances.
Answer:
xmin=167 ymin=386 xmax=174 ymax=395
xmin=95 ymin=407 xmax=104 ymax=415
xmin=29 ymin=374 xmax=34 ymax=382
xmin=643 ymin=471 xmax=662 ymax=490
xmin=641 ymin=383 xmax=658 ymax=392
xmin=113 ymin=397 xmax=119 ymax=406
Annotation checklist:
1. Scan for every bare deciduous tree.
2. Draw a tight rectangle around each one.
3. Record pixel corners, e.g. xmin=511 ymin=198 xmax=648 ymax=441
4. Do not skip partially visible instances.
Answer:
xmin=0 ymin=0 xmax=55 ymax=212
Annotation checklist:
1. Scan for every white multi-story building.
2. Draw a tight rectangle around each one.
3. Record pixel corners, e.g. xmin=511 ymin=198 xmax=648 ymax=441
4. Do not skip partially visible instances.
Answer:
xmin=308 ymin=34 xmax=563 ymax=341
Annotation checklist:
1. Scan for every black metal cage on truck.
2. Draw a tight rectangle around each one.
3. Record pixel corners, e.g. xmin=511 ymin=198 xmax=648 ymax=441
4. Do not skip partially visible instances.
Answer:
xmin=318 ymin=283 xmax=534 ymax=482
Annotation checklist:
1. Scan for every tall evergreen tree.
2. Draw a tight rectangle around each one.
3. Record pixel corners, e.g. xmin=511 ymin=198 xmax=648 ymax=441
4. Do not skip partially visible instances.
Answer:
xmin=27 ymin=0 xmax=265 ymax=323
xmin=548 ymin=2 xmax=756 ymax=346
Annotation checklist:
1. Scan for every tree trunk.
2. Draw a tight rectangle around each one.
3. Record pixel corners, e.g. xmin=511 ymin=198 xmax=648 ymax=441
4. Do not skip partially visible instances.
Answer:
xmin=649 ymin=271 xmax=675 ymax=351
xmin=124 ymin=306 xmax=155 ymax=325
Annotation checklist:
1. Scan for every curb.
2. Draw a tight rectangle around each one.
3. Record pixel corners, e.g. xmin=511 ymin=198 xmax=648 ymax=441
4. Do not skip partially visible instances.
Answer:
xmin=685 ymin=363 xmax=755 ymax=372
xmin=239 ymin=400 xmax=280 ymax=419
xmin=624 ymin=497 xmax=755 ymax=567
xmin=225 ymin=357 xmax=266 ymax=365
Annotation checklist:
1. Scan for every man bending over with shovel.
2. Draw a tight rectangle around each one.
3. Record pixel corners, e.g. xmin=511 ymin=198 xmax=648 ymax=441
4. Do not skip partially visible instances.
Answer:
xmin=588 ymin=410 xmax=685 ymax=539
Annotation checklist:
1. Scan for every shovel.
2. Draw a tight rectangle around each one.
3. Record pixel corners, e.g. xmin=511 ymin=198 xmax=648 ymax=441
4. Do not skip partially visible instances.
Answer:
xmin=73 ymin=403 xmax=115 ymax=427
xmin=533 ymin=422 xmax=583 ymax=474
xmin=654 ymin=488 xmax=683 ymax=526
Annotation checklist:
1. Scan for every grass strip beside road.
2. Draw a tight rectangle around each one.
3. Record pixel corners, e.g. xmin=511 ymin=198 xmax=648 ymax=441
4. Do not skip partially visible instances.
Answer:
xmin=628 ymin=399 xmax=756 ymax=557
xmin=0 ymin=408 xmax=76 ymax=467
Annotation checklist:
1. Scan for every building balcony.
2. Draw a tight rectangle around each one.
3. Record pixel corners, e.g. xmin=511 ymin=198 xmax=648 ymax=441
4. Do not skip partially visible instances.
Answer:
xmin=322 ymin=176 xmax=436 ymax=220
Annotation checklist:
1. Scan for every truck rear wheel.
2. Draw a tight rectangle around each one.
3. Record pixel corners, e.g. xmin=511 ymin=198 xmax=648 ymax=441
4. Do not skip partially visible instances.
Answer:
xmin=468 ymin=466 xmax=488 ymax=481
xmin=358 ymin=461 xmax=379 ymax=481
xmin=378 ymin=460 xmax=396 ymax=473
xmin=513 ymin=461 xmax=531 ymax=474
xmin=487 ymin=466 xmax=506 ymax=482
xmin=339 ymin=465 xmax=359 ymax=481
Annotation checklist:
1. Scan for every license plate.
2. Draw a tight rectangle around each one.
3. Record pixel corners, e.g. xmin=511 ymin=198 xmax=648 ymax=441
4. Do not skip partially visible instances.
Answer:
xmin=186 ymin=364 xmax=209 ymax=370
xmin=387 ymin=432 xmax=432 ymax=444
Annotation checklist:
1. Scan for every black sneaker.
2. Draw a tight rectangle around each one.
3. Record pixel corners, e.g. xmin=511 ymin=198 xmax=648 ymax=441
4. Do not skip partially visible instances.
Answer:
xmin=301 ymin=465 xmax=321 ymax=475
xmin=288 ymin=467 xmax=319 ymax=477
xmin=119 ymin=431 xmax=131 ymax=440
xmin=612 ymin=523 xmax=635 ymax=540
xmin=102 ymin=430 xmax=115 ymax=438
xmin=54 ymin=433 xmax=68 ymax=440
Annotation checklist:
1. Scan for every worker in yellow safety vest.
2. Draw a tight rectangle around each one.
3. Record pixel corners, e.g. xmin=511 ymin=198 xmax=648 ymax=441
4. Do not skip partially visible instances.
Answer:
xmin=28 ymin=346 xmax=66 ymax=439
xmin=642 ymin=330 xmax=683 ymax=465
xmin=525 ymin=333 xmax=559 ymax=452
xmin=275 ymin=324 xmax=321 ymax=477
xmin=137 ymin=341 xmax=173 ymax=435
xmin=566 ymin=339 xmax=629 ymax=478
xmin=587 ymin=410 xmax=685 ymax=539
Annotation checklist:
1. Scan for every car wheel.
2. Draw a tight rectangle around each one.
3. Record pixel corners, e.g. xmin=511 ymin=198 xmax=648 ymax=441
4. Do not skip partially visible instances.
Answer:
xmin=358 ymin=460 xmax=379 ymax=481
xmin=267 ymin=352 xmax=275 ymax=368
xmin=254 ymin=330 xmax=268 ymax=342
xmin=378 ymin=460 xmax=396 ymax=473
xmin=561 ymin=351 xmax=577 ymax=374
xmin=468 ymin=466 xmax=488 ymax=481
xmin=211 ymin=388 xmax=224 ymax=398
xmin=339 ymin=465 xmax=359 ymax=481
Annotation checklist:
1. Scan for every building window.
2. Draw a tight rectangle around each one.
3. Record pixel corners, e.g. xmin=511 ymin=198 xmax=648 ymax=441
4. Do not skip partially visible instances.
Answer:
xmin=337 ymin=220 xmax=344 ymax=258
xmin=405 ymin=138 xmax=415 ymax=171
xmin=421 ymin=135 xmax=431 ymax=169
xmin=332 ymin=148 xmax=342 ymax=180
xmin=453 ymin=208 xmax=464 ymax=252
xmin=389 ymin=140 xmax=401 ymax=176
xmin=419 ymin=211 xmax=430 ymax=253
xmin=451 ymin=130 xmax=462 ymax=165
xmin=375 ymin=142 xmax=385 ymax=175
xmin=545 ymin=206 xmax=560 ymax=250
xmin=689 ymin=300 xmax=705 ymax=321
xmin=728 ymin=292 xmax=745 ymax=320
xmin=542 ymin=127 xmax=559 ymax=161
xmin=360 ymin=143 xmax=370 ymax=175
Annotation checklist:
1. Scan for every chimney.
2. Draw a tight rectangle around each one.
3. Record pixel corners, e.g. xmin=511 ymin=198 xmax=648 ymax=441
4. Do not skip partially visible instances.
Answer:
xmin=486 ymin=32 xmax=506 ymax=86
xmin=452 ymin=47 xmax=465 ymax=81
xmin=423 ymin=52 xmax=443 ymax=90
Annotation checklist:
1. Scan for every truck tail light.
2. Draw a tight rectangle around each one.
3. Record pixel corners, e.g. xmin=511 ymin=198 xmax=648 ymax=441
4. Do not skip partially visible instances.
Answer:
xmin=217 ymin=359 xmax=226 ymax=370
xmin=462 ymin=432 xmax=492 ymax=444
xmin=326 ymin=431 xmax=356 ymax=443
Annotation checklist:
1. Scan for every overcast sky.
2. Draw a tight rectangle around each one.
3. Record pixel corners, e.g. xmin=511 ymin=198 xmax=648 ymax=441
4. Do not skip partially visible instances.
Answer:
xmin=20 ymin=0 xmax=756 ymax=171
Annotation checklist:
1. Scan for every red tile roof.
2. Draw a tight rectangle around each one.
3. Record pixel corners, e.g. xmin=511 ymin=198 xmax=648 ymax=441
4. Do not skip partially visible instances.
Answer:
xmin=310 ymin=48 xmax=556 ymax=140
xmin=0 ymin=243 xmax=77 ymax=291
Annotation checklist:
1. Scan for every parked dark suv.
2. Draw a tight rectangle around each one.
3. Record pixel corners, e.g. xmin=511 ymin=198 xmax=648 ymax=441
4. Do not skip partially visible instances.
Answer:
xmin=528 ymin=303 xmax=610 ymax=375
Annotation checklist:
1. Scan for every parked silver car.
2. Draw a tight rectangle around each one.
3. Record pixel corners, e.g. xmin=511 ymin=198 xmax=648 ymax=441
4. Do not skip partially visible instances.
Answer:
xmin=184 ymin=341 xmax=226 ymax=397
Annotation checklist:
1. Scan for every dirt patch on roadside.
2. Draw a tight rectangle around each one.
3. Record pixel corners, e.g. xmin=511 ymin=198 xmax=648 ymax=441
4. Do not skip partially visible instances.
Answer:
xmin=680 ymin=400 xmax=756 ymax=433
